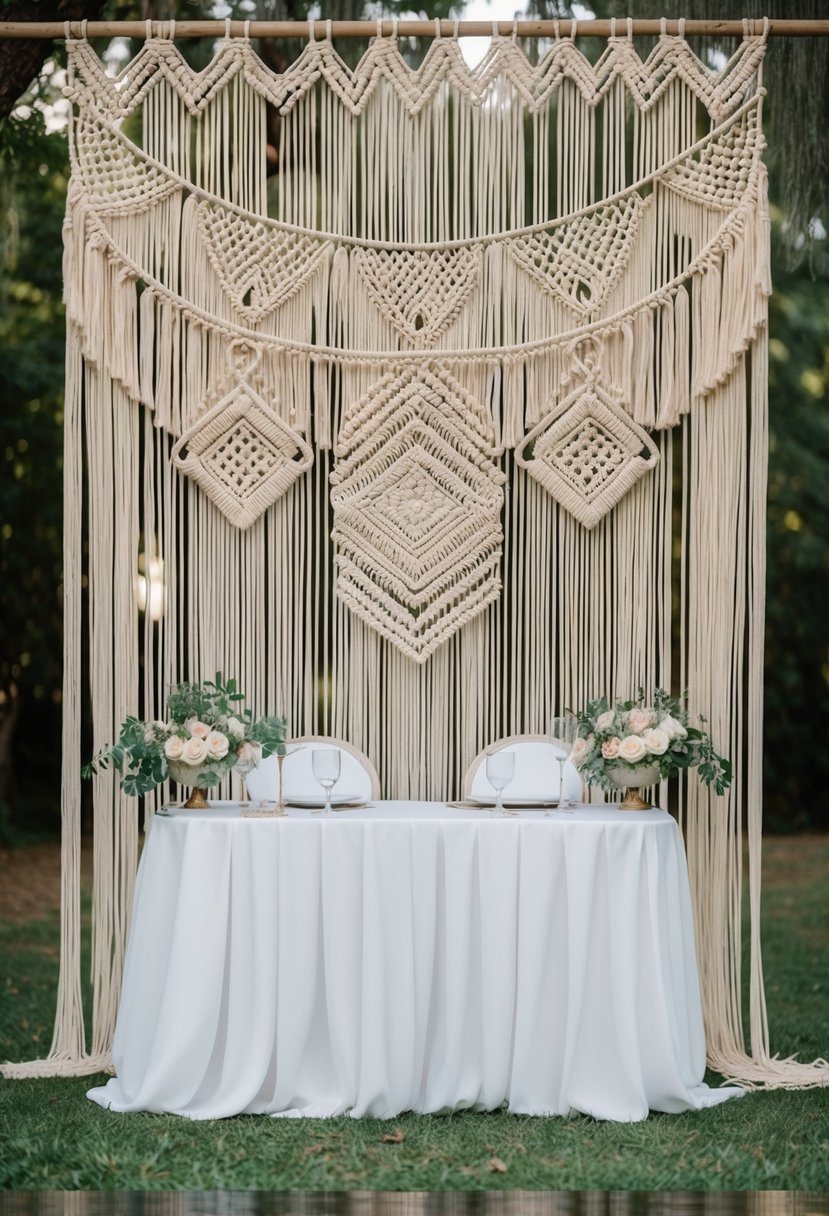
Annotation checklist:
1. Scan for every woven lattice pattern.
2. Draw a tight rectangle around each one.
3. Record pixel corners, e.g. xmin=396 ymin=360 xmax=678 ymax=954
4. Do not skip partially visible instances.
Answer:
xmin=331 ymin=365 xmax=504 ymax=660
xmin=75 ymin=115 xmax=179 ymax=215
xmin=664 ymin=106 xmax=760 ymax=208
xmin=353 ymin=249 xmax=481 ymax=346
xmin=171 ymin=382 xmax=313 ymax=529
xmin=507 ymin=196 xmax=645 ymax=317
xmin=516 ymin=361 xmax=660 ymax=529
xmin=198 ymin=204 xmax=332 ymax=322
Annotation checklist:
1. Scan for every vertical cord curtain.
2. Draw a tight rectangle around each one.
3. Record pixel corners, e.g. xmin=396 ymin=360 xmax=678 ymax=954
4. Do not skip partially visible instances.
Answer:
xmin=3 ymin=22 xmax=826 ymax=1090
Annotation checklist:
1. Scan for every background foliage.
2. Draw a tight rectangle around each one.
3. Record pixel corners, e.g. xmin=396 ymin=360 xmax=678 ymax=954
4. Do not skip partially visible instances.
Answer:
xmin=0 ymin=3 xmax=827 ymax=838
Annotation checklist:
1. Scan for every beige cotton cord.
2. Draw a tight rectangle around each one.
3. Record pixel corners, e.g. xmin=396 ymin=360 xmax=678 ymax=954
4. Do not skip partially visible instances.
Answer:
xmin=4 ymin=24 xmax=827 ymax=1096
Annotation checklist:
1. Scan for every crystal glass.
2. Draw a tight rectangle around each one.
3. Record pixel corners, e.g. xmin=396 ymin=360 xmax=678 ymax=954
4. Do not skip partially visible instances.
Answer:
xmin=549 ymin=713 xmax=578 ymax=809
xmin=312 ymin=748 xmax=341 ymax=815
xmin=485 ymin=749 xmax=515 ymax=815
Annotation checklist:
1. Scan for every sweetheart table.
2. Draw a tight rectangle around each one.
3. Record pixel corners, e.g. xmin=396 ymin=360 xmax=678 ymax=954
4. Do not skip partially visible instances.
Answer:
xmin=87 ymin=802 xmax=742 ymax=1122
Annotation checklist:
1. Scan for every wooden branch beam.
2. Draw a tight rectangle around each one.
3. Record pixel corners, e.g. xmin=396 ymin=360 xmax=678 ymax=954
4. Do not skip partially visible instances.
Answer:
xmin=1 ymin=17 xmax=828 ymax=40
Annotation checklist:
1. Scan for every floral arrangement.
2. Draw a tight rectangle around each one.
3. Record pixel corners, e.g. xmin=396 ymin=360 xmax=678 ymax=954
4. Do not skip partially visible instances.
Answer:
xmin=571 ymin=688 xmax=732 ymax=794
xmin=83 ymin=673 xmax=286 ymax=796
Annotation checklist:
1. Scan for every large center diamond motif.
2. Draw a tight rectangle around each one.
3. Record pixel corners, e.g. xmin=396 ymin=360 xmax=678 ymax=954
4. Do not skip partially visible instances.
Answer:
xmin=331 ymin=365 xmax=505 ymax=661
xmin=516 ymin=361 xmax=660 ymax=528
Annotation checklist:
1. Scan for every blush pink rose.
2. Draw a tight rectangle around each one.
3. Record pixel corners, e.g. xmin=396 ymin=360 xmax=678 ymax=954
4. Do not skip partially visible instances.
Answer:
xmin=570 ymin=736 xmax=592 ymax=766
xmin=627 ymin=708 xmax=654 ymax=734
xmin=619 ymin=734 xmax=648 ymax=763
xmin=205 ymin=731 xmax=229 ymax=760
xmin=164 ymin=735 xmax=185 ymax=761
xmin=601 ymin=736 xmax=621 ymax=759
xmin=181 ymin=736 xmax=208 ymax=766
xmin=186 ymin=718 xmax=210 ymax=739
xmin=595 ymin=710 xmax=616 ymax=733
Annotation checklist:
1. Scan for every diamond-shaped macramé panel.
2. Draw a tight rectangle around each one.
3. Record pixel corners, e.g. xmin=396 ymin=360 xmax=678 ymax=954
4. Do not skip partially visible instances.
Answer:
xmin=331 ymin=365 xmax=504 ymax=658
xmin=171 ymin=382 xmax=313 ymax=529
xmin=335 ymin=551 xmax=503 ymax=664
xmin=516 ymin=382 xmax=659 ymax=529
xmin=333 ymin=443 xmax=501 ymax=602
xmin=334 ymin=365 xmax=500 ymax=469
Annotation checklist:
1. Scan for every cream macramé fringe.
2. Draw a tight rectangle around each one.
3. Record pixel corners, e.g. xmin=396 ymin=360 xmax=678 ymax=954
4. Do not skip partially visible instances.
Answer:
xmin=4 ymin=27 xmax=826 ymax=1090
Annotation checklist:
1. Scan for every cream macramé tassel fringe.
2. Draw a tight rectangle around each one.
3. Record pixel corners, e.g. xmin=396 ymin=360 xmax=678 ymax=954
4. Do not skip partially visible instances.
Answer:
xmin=4 ymin=27 xmax=827 ymax=1091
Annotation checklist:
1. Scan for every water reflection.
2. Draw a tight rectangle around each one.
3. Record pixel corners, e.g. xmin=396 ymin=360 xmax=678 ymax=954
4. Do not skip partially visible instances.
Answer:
xmin=0 ymin=1193 xmax=827 ymax=1216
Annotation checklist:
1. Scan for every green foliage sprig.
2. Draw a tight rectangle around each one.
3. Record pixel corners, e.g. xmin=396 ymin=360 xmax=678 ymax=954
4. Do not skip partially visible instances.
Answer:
xmin=572 ymin=687 xmax=732 ymax=796
xmin=82 ymin=673 xmax=286 ymax=797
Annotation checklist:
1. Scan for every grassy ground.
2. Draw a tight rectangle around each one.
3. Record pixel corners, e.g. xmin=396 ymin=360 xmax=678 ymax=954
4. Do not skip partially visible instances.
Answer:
xmin=0 ymin=836 xmax=827 ymax=1191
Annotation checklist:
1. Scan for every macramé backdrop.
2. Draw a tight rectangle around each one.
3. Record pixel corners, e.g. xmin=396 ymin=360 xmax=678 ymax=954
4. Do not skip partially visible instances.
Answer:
xmin=3 ymin=21 xmax=827 ymax=1088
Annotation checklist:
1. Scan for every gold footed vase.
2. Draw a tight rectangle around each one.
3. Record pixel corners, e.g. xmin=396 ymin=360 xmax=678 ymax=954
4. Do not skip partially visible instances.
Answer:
xmin=166 ymin=760 xmax=215 ymax=809
xmin=183 ymin=787 xmax=210 ymax=809
xmin=608 ymin=764 xmax=660 ymax=811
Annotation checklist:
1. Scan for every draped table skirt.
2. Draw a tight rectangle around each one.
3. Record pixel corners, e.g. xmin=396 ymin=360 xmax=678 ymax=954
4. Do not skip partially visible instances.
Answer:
xmin=87 ymin=803 xmax=742 ymax=1121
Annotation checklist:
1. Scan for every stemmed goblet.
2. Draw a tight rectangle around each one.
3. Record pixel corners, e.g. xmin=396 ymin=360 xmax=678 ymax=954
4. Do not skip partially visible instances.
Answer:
xmin=549 ymin=713 xmax=578 ymax=810
xmin=485 ymin=749 xmax=515 ymax=815
xmin=312 ymin=748 xmax=341 ymax=815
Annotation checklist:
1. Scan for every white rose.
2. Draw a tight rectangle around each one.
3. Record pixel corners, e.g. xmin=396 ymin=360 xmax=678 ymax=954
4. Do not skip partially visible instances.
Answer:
xmin=595 ymin=710 xmax=616 ymax=733
xmin=642 ymin=727 xmax=670 ymax=756
xmin=627 ymin=708 xmax=655 ymax=733
xmin=186 ymin=718 xmax=210 ymax=740
xmin=601 ymin=736 xmax=621 ymax=759
xmin=164 ymin=735 xmax=185 ymax=760
xmin=205 ymin=731 xmax=229 ymax=760
xmin=570 ymin=735 xmax=592 ymax=767
xmin=181 ymin=736 xmax=208 ymax=766
xmin=235 ymin=740 xmax=262 ymax=775
xmin=225 ymin=716 xmax=246 ymax=740
xmin=619 ymin=734 xmax=648 ymax=763
xmin=659 ymin=714 xmax=687 ymax=741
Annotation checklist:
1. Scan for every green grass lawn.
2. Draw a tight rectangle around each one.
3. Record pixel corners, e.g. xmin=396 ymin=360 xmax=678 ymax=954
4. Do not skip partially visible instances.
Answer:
xmin=1 ymin=836 xmax=827 ymax=1191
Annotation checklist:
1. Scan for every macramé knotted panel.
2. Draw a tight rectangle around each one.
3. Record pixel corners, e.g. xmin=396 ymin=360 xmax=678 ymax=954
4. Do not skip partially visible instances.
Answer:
xmin=7 ymin=25 xmax=822 ymax=1095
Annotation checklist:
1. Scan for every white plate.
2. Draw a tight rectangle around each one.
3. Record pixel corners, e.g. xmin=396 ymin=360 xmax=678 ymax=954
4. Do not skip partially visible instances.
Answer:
xmin=285 ymin=793 xmax=365 ymax=809
xmin=468 ymin=794 xmax=559 ymax=809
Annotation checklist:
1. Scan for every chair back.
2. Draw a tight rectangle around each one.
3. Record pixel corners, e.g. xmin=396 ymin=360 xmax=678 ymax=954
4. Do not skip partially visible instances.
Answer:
xmin=245 ymin=736 xmax=380 ymax=803
xmin=463 ymin=734 xmax=585 ymax=802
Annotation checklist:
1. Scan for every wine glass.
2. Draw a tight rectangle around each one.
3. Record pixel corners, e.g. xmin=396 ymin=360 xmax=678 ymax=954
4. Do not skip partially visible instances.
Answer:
xmin=312 ymin=748 xmax=341 ymax=815
xmin=549 ymin=713 xmax=578 ymax=809
xmin=485 ymin=749 xmax=515 ymax=815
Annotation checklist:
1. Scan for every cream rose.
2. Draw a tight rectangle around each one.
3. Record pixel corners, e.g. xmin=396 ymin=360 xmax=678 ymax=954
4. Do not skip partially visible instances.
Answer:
xmin=186 ymin=718 xmax=210 ymax=739
xmin=181 ymin=736 xmax=208 ymax=766
xmin=642 ymin=727 xmax=670 ymax=755
xmin=205 ymin=730 xmax=229 ymax=760
xmin=601 ymin=736 xmax=621 ymax=759
xmin=595 ymin=710 xmax=616 ymax=733
xmin=659 ymin=714 xmax=687 ymax=741
xmin=619 ymin=734 xmax=648 ymax=763
xmin=627 ymin=708 xmax=654 ymax=733
xmin=225 ymin=716 xmax=245 ymax=740
xmin=164 ymin=735 xmax=185 ymax=761
xmin=570 ymin=735 xmax=592 ymax=766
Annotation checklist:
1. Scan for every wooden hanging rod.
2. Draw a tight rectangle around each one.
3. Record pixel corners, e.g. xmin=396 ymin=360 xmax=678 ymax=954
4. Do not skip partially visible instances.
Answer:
xmin=0 ymin=18 xmax=828 ymax=40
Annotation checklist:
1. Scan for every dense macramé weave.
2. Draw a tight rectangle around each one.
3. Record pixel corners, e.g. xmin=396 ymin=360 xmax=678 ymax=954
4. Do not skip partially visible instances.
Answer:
xmin=5 ymin=20 xmax=827 ymax=1092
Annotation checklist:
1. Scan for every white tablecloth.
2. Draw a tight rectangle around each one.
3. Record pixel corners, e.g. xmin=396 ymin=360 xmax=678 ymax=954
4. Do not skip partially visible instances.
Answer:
xmin=88 ymin=802 xmax=742 ymax=1122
